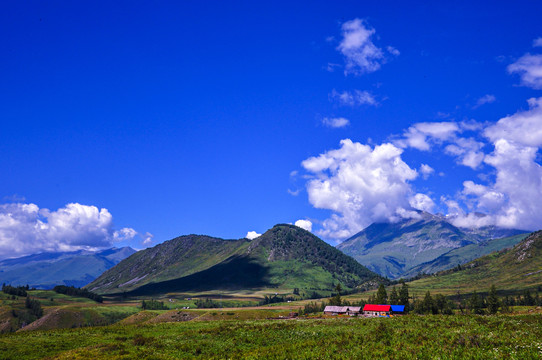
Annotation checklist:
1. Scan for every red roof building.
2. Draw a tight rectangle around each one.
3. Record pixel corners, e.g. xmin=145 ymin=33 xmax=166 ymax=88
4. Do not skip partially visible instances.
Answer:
xmin=363 ymin=304 xmax=391 ymax=316
xmin=363 ymin=304 xmax=390 ymax=312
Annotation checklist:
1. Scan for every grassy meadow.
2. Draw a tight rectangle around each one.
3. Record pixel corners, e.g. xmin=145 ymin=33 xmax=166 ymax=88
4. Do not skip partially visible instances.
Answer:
xmin=1 ymin=313 xmax=542 ymax=359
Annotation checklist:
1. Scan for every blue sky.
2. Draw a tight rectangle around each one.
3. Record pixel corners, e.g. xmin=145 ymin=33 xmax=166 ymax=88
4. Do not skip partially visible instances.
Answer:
xmin=1 ymin=1 xmax=542 ymax=258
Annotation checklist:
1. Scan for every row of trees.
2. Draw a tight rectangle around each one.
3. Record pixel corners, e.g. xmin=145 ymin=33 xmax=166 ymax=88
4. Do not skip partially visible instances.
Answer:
xmin=2 ymin=284 xmax=29 ymax=297
xmin=53 ymin=285 xmax=103 ymax=303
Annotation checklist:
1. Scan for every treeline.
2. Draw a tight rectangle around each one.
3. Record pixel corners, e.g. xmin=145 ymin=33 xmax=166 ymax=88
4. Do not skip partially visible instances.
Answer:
xmin=2 ymin=284 xmax=29 ymax=297
xmin=301 ymin=282 xmax=541 ymax=316
xmin=141 ymin=299 xmax=169 ymax=310
xmin=259 ymin=294 xmax=294 ymax=305
xmin=53 ymin=285 xmax=103 ymax=303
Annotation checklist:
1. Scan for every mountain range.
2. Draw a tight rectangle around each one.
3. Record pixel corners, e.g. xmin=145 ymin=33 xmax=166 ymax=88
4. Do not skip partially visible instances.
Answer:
xmin=87 ymin=224 xmax=384 ymax=296
xmin=408 ymin=230 xmax=542 ymax=293
xmin=0 ymin=247 xmax=136 ymax=289
xmin=337 ymin=212 xmax=526 ymax=279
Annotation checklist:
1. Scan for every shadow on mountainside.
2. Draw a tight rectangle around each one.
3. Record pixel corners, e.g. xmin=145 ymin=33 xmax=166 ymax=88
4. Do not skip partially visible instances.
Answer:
xmin=123 ymin=255 xmax=271 ymax=296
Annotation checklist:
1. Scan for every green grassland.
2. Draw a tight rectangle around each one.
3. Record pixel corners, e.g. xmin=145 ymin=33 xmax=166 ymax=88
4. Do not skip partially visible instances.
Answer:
xmin=1 ymin=314 xmax=542 ymax=359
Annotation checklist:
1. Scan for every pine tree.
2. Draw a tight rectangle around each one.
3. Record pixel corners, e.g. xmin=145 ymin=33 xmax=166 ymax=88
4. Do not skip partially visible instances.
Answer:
xmin=389 ymin=286 xmax=399 ymax=305
xmin=399 ymin=280 xmax=410 ymax=312
xmin=422 ymin=291 xmax=436 ymax=314
xmin=469 ymin=291 xmax=484 ymax=315
xmin=487 ymin=285 xmax=500 ymax=314
xmin=375 ymin=284 xmax=388 ymax=304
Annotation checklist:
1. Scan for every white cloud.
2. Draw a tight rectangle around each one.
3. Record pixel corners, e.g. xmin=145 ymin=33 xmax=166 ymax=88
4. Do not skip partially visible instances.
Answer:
xmin=475 ymin=94 xmax=496 ymax=108
xmin=398 ymin=121 xmax=486 ymax=169
xmin=508 ymin=54 xmax=542 ymax=89
xmin=246 ymin=231 xmax=261 ymax=240
xmin=294 ymin=219 xmax=313 ymax=232
xmin=142 ymin=232 xmax=154 ymax=245
xmin=485 ymin=97 xmax=542 ymax=147
xmin=322 ymin=117 xmax=350 ymax=128
xmin=408 ymin=193 xmax=435 ymax=213
xmin=420 ymin=164 xmax=434 ymax=179
xmin=301 ymin=139 xmax=418 ymax=239
xmin=533 ymin=37 xmax=542 ymax=47
xmin=387 ymin=46 xmax=400 ymax=56
xmin=337 ymin=19 xmax=386 ymax=75
xmin=0 ymin=202 xmax=141 ymax=259
xmin=444 ymin=137 xmax=485 ymax=169
xmin=450 ymin=100 xmax=542 ymax=230
xmin=113 ymin=228 xmax=138 ymax=241
xmin=329 ymin=89 xmax=378 ymax=106
xmin=397 ymin=122 xmax=460 ymax=151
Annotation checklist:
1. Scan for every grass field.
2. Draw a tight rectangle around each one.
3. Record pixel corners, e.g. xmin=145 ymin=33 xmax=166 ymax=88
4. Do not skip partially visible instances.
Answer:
xmin=1 ymin=314 xmax=541 ymax=359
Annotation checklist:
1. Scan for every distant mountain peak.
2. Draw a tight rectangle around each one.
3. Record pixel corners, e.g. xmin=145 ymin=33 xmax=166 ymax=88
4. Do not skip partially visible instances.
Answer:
xmin=337 ymin=214 xmax=526 ymax=279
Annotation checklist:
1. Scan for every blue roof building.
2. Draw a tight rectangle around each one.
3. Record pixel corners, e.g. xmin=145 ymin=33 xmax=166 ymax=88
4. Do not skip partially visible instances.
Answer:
xmin=390 ymin=305 xmax=405 ymax=313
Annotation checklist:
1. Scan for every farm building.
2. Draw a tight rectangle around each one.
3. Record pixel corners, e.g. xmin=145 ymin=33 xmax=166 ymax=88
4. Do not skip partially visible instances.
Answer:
xmin=323 ymin=306 xmax=362 ymax=316
xmin=362 ymin=304 xmax=405 ymax=317
xmin=363 ymin=304 xmax=391 ymax=317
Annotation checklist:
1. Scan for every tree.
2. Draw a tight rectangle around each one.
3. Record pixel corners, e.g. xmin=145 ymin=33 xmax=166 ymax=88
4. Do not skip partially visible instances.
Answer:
xmin=469 ymin=291 xmax=484 ymax=315
xmin=399 ymin=280 xmax=410 ymax=312
xmin=487 ymin=285 xmax=500 ymax=314
xmin=434 ymin=294 xmax=453 ymax=315
xmin=389 ymin=287 xmax=399 ymax=305
xmin=375 ymin=284 xmax=388 ymax=304
xmin=421 ymin=291 xmax=436 ymax=314
xmin=330 ymin=283 xmax=342 ymax=306
xmin=522 ymin=289 xmax=535 ymax=306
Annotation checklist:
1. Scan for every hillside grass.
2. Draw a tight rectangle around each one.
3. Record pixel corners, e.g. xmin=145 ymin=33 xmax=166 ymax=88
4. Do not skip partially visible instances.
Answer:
xmin=1 ymin=314 xmax=541 ymax=359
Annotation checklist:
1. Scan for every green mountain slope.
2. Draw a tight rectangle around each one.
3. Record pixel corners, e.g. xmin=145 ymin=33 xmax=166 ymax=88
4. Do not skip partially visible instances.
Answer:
xmin=0 ymin=247 xmax=136 ymax=289
xmin=336 ymin=212 xmax=525 ymax=279
xmin=403 ymin=233 xmax=529 ymax=278
xmin=87 ymin=224 xmax=383 ymax=296
xmin=88 ymin=235 xmax=251 ymax=294
xmin=408 ymin=230 xmax=542 ymax=294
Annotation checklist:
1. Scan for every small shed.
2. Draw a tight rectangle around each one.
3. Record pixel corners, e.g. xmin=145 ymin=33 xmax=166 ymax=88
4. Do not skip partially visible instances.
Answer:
xmin=346 ymin=306 xmax=361 ymax=316
xmin=363 ymin=304 xmax=391 ymax=317
xmin=323 ymin=306 xmax=347 ymax=315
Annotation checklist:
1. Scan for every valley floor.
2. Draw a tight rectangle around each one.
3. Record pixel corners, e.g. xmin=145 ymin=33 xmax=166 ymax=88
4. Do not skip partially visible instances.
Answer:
xmin=1 ymin=314 xmax=541 ymax=359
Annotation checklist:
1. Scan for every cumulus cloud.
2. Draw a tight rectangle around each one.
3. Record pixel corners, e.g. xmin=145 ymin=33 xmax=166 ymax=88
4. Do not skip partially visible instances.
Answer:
xmin=294 ymin=219 xmax=313 ymax=232
xmin=0 ymin=202 xmax=142 ymax=260
xmin=485 ymin=97 xmax=542 ymax=147
xmin=329 ymin=89 xmax=378 ymax=106
xmin=397 ymin=121 xmax=486 ymax=169
xmin=300 ymin=96 xmax=542 ymax=237
xmin=322 ymin=117 xmax=350 ymax=128
xmin=444 ymin=137 xmax=486 ymax=169
xmin=246 ymin=231 xmax=261 ymax=240
xmin=301 ymin=139 xmax=418 ymax=239
xmin=475 ymin=94 xmax=496 ymax=108
xmin=420 ymin=164 xmax=434 ymax=179
xmin=408 ymin=193 xmax=435 ymax=213
xmin=397 ymin=122 xmax=460 ymax=151
xmin=449 ymin=99 xmax=542 ymax=230
xmin=534 ymin=38 xmax=542 ymax=47
xmin=508 ymin=54 xmax=542 ymax=89
xmin=337 ymin=19 xmax=390 ymax=75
